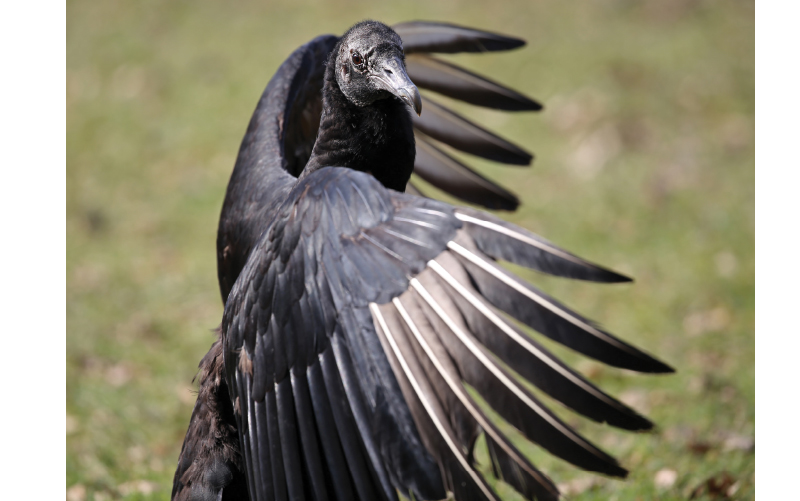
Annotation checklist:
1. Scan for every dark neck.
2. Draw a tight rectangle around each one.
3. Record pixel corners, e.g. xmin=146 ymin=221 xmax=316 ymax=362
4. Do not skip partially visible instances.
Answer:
xmin=301 ymin=59 xmax=416 ymax=192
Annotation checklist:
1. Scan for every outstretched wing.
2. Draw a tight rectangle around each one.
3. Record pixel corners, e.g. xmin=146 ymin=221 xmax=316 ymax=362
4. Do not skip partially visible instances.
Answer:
xmin=395 ymin=21 xmax=542 ymax=210
xmin=223 ymin=167 xmax=672 ymax=501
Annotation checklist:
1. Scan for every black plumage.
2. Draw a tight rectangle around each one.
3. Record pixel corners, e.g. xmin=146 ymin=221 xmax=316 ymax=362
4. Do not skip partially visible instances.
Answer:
xmin=172 ymin=20 xmax=673 ymax=501
xmin=171 ymin=334 xmax=248 ymax=501
xmin=301 ymin=23 xmax=418 ymax=191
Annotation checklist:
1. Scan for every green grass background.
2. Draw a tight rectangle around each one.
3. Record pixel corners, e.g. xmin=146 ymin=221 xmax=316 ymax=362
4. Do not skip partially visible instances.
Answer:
xmin=67 ymin=1 xmax=754 ymax=499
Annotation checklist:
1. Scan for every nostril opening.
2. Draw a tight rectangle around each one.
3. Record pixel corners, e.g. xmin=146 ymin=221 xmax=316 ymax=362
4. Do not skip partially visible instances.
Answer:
xmin=384 ymin=68 xmax=393 ymax=76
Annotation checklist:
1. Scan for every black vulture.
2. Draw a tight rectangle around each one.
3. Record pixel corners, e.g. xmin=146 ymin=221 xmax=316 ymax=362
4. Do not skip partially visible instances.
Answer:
xmin=172 ymin=20 xmax=673 ymax=501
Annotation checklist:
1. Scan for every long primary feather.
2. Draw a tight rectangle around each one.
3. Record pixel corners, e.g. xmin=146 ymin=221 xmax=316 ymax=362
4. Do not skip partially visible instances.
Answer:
xmin=394 ymin=21 xmax=526 ymax=54
xmin=406 ymin=54 xmax=542 ymax=111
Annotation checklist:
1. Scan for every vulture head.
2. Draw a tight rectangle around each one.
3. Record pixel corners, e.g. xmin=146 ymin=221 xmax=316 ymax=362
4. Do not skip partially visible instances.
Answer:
xmin=334 ymin=20 xmax=422 ymax=115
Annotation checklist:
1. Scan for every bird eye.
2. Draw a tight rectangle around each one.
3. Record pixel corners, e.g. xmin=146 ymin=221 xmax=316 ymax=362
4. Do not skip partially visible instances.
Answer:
xmin=351 ymin=52 xmax=363 ymax=66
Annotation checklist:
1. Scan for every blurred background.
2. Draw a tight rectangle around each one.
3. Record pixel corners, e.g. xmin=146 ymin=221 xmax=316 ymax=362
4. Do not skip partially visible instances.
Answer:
xmin=67 ymin=1 xmax=754 ymax=499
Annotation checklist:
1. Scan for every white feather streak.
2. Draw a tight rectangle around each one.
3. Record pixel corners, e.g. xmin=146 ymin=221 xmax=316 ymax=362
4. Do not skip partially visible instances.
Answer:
xmin=369 ymin=303 xmax=498 ymax=501
xmin=454 ymin=212 xmax=586 ymax=265
xmin=447 ymin=241 xmax=636 ymax=354
xmin=392 ymin=297 xmax=556 ymax=491
xmin=428 ymin=258 xmax=625 ymax=409
xmin=410 ymin=279 xmax=603 ymax=456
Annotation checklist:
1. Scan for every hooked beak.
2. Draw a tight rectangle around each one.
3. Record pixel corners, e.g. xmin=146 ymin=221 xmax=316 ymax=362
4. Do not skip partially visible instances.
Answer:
xmin=371 ymin=56 xmax=422 ymax=116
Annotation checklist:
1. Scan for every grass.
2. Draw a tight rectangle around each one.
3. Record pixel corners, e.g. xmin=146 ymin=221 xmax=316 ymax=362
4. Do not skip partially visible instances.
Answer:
xmin=67 ymin=1 xmax=754 ymax=499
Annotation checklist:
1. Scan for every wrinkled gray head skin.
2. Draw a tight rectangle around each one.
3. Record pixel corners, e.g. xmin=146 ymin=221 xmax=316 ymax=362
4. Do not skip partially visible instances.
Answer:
xmin=335 ymin=20 xmax=422 ymax=115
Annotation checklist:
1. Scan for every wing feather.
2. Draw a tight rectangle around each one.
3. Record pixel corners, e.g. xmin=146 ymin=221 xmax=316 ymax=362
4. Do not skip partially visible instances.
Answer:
xmin=319 ymin=345 xmax=384 ymax=501
xmin=414 ymin=97 xmax=532 ymax=165
xmin=371 ymin=303 xmax=499 ymax=501
xmin=447 ymin=236 xmax=673 ymax=373
xmin=391 ymin=296 xmax=560 ymax=501
xmin=409 ymin=273 xmax=627 ymax=477
xmin=455 ymin=208 xmax=632 ymax=283
xmin=275 ymin=379 xmax=305 ymax=499
xmin=394 ymin=21 xmax=526 ymax=54
xmin=289 ymin=367 xmax=330 ymax=501
xmin=414 ymin=136 xmax=520 ymax=210
xmin=329 ymin=335 xmax=400 ymax=501
xmin=430 ymin=252 xmax=654 ymax=430
xmin=306 ymin=358 xmax=358 ymax=500
xmin=261 ymin=392 xmax=288 ymax=501
xmin=241 ymin=371 xmax=267 ymax=501
xmin=406 ymin=54 xmax=542 ymax=111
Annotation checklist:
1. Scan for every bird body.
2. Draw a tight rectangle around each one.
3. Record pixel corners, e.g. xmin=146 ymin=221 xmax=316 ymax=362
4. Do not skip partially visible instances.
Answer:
xmin=173 ymin=21 xmax=672 ymax=501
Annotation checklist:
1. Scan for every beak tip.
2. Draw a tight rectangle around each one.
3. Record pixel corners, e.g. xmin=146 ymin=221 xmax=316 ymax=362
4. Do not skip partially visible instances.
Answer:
xmin=403 ymin=86 xmax=422 ymax=116
xmin=375 ymin=57 xmax=422 ymax=116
